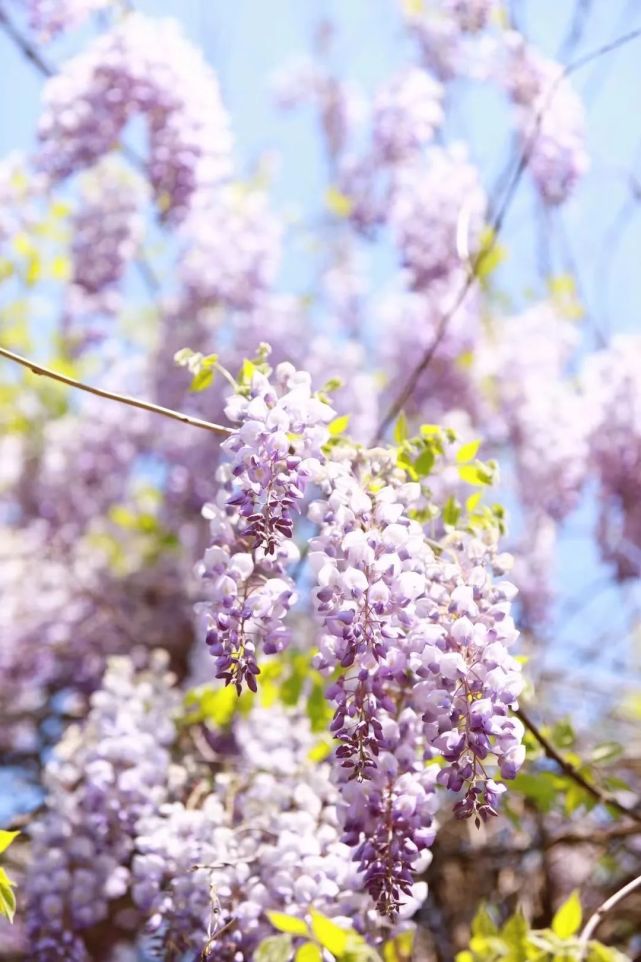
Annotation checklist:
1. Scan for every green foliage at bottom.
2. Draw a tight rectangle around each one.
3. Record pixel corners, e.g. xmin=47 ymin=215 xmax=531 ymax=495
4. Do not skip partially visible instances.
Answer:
xmin=457 ymin=898 xmax=629 ymax=962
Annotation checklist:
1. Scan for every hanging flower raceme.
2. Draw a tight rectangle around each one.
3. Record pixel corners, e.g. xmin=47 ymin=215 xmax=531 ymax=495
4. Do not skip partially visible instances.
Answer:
xmin=23 ymin=656 xmax=376 ymax=961
xmin=179 ymin=185 xmax=282 ymax=312
xmin=26 ymin=0 xmax=114 ymax=40
xmin=582 ymin=334 xmax=641 ymax=579
xmin=196 ymin=360 xmax=334 ymax=692
xmin=222 ymin=362 xmax=334 ymax=553
xmin=501 ymin=31 xmax=589 ymax=205
xmin=389 ymin=144 xmax=487 ymax=286
xmin=399 ymin=0 xmax=497 ymax=80
xmin=37 ymin=13 xmax=233 ymax=221
xmin=372 ymin=67 xmax=444 ymax=164
xmin=66 ymin=156 xmax=149 ymax=318
xmin=306 ymin=439 xmax=524 ymax=916
xmin=25 ymin=654 xmax=179 ymax=961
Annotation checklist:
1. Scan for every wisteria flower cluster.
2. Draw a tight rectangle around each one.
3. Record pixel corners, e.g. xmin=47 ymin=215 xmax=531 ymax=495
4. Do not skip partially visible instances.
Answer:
xmin=3 ymin=1 xmax=640 ymax=959
xmin=26 ymin=0 xmax=113 ymax=40
xmin=23 ymin=654 xmax=373 ymax=960
xmin=66 ymin=156 xmax=148 ymax=319
xmin=37 ymin=12 xmax=233 ymax=221
xmin=196 ymin=361 xmax=334 ymax=692
xmin=302 ymin=437 xmax=523 ymax=912
xmin=501 ymin=31 xmax=589 ymax=205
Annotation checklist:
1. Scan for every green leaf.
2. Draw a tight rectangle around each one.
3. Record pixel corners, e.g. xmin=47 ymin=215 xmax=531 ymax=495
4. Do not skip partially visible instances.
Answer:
xmin=458 ymin=463 xmax=494 ymax=486
xmin=393 ymin=412 xmax=408 ymax=445
xmin=307 ymin=680 xmax=332 ymax=732
xmin=280 ymin=668 xmax=305 ymax=707
xmin=307 ymin=736 xmax=333 ymax=763
xmin=511 ymin=772 xmax=561 ymax=812
xmin=466 ymin=492 xmax=482 ymax=513
xmin=500 ymin=908 xmax=529 ymax=945
xmin=443 ymin=496 xmax=461 ymax=527
xmin=0 ymin=831 xmax=19 ymax=856
xmin=174 ymin=347 xmax=194 ymax=365
xmin=552 ymin=891 xmax=582 ymax=938
xmin=344 ymin=946 xmax=382 ymax=962
xmin=182 ymin=683 xmax=240 ymax=727
xmin=550 ymin=720 xmax=576 ymax=749
xmin=564 ymin=781 xmax=590 ymax=816
xmin=326 ymin=186 xmax=354 ymax=218
xmin=295 ymin=944 xmax=323 ymax=962
xmin=383 ymin=930 xmax=414 ymax=961
xmin=590 ymin=741 xmax=623 ymax=764
xmin=414 ymin=447 xmax=435 ymax=477
xmin=396 ymin=447 xmax=418 ymax=481
xmin=310 ymin=909 xmax=351 ymax=956
xmin=253 ymin=934 xmax=294 ymax=962
xmin=456 ymin=440 xmax=481 ymax=463
xmin=587 ymin=943 xmax=627 ymax=961
xmin=190 ymin=367 xmax=215 ymax=392
xmin=267 ymin=911 xmax=310 ymax=937
xmin=328 ymin=414 xmax=350 ymax=436
xmin=474 ymin=228 xmax=507 ymax=280
xmin=419 ymin=422 xmax=438 ymax=435
xmin=0 ymin=867 xmax=16 ymax=924
xmin=242 ymin=358 xmax=258 ymax=383
xmin=471 ymin=904 xmax=498 ymax=937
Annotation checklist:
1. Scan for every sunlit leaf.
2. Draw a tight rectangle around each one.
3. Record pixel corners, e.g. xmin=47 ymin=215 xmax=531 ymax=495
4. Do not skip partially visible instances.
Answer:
xmin=267 ymin=911 xmax=310 ymax=937
xmin=393 ymin=412 xmax=408 ymax=445
xmin=190 ymin=367 xmax=215 ymax=392
xmin=253 ymin=934 xmax=293 ymax=962
xmin=326 ymin=186 xmax=354 ymax=218
xmin=456 ymin=440 xmax=481 ymax=463
xmin=0 ymin=867 xmax=16 ymax=924
xmin=443 ymin=496 xmax=461 ymax=527
xmin=310 ymin=909 xmax=352 ymax=956
xmin=471 ymin=904 xmax=498 ymax=937
xmin=0 ymin=831 xmax=19 ymax=856
xmin=551 ymin=890 xmax=582 ymax=938
xmin=328 ymin=414 xmax=350 ymax=436
xmin=414 ymin=447 xmax=435 ymax=476
xmin=295 ymin=944 xmax=322 ymax=962
xmin=383 ymin=929 xmax=414 ymax=961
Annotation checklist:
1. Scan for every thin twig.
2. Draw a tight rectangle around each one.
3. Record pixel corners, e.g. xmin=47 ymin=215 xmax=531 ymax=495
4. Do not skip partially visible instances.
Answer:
xmin=438 ymin=821 xmax=641 ymax=860
xmin=545 ymin=822 xmax=641 ymax=849
xmin=578 ymin=873 xmax=641 ymax=956
xmin=0 ymin=345 xmax=232 ymax=436
xmin=558 ymin=0 xmax=594 ymax=61
xmin=375 ymin=26 xmax=641 ymax=440
xmin=0 ymin=2 xmax=143 ymax=172
xmin=516 ymin=706 xmax=641 ymax=825
xmin=0 ymin=4 xmax=54 ymax=75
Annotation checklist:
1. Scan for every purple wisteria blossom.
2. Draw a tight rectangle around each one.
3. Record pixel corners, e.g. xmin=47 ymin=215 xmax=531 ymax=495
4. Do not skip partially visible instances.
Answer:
xmin=307 ymin=452 xmax=524 ymax=914
xmin=196 ymin=362 xmax=334 ymax=692
xmin=37 ymin=13 xmax=233 ymax=221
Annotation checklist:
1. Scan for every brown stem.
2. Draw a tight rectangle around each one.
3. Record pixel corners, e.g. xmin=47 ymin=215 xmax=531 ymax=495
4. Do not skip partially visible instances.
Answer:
xmin=516 ymin=706 xmax=641 ymax=825
xmin=0 ymin=345 xmax=232 ymax=436
xmin=0 ymin=3 xmax=144 ymax=171
xmin=579 ymin=873 xmax=641 ymax=956
xmin=0 ymin=4 xmax=55 ymax=76
xmin=375 ymin=26 xmax=641 ymax=440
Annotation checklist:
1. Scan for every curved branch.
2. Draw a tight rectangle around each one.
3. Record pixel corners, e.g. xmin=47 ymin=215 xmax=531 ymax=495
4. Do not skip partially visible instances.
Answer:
xmin=0 ymin=4 xmax=146 ymax=171
xmin=578 ymin=873 xmax=641 ymax=956
xmin=375 ymin=26 xmax=641 ymax=440
xmin=0 ymin=345 xmax=232 ymax=436
xmin=515 ymin=706 xmax=641 ymax=825
xmin=0 ymin=4 xmax=54 ymax=76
